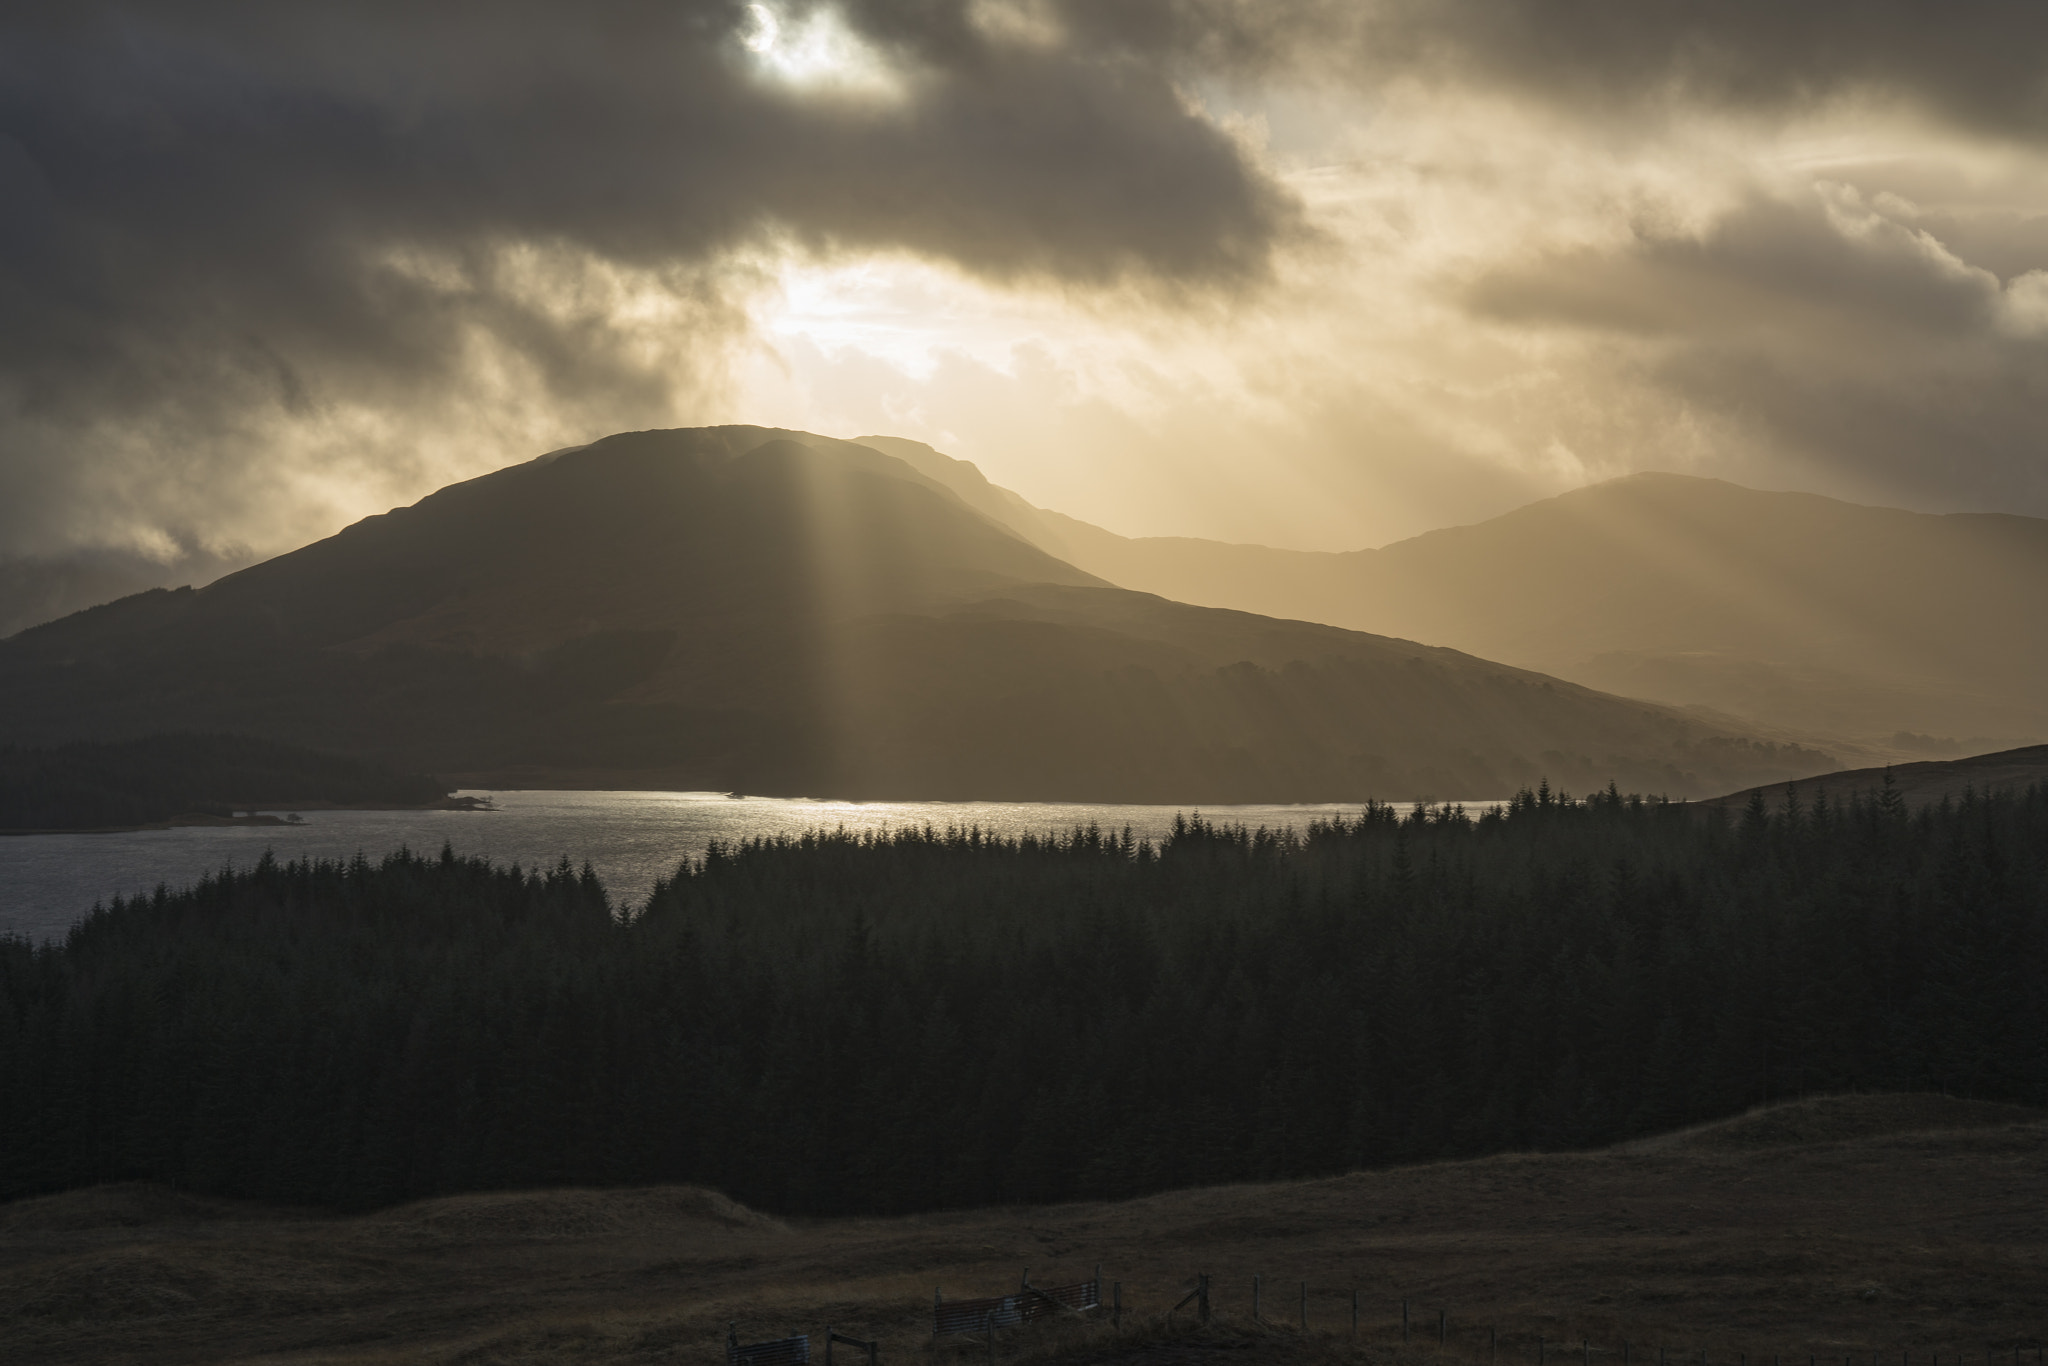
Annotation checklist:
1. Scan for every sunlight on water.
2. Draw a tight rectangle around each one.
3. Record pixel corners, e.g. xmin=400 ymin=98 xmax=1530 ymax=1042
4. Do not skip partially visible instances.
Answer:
xmin=0 ymin=789 xmax=1498 ymax=943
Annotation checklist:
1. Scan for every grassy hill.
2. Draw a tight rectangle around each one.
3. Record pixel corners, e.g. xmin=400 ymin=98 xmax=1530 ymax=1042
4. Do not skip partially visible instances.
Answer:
xmin=859 ymin=439 xmax=2048 ymax=753
xmin=1697 ymin=743 xmax=2048 ymax=813
xmin=2 ymin=1094 xmax=2041 ymax=1366
xmin=0 ymin=427 xmax=1831 ymax=801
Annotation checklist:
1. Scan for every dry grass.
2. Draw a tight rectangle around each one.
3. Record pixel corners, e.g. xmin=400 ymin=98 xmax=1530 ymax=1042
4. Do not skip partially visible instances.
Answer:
xmin=3 ymin=1095 xmax=2046 ymax=1366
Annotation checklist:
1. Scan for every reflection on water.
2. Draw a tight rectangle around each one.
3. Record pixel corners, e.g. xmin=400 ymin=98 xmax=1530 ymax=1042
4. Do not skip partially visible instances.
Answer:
xmin=0 ymin=789 xmax=1495 ymax=943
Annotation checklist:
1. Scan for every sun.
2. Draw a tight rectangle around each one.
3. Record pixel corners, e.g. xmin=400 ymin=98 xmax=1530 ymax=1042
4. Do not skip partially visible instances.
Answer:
xmin=740 ymin=3 xmax=901 ymax=97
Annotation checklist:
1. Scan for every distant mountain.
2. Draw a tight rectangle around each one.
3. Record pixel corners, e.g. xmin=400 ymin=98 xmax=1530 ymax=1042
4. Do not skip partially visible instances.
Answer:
xmin=0 ymin=546 xmax=252 ymax=639
xmin=0 ymin=427 xmax=1835 ymax=802
xmin=858 ymin=441 xmax=2048 ymax=752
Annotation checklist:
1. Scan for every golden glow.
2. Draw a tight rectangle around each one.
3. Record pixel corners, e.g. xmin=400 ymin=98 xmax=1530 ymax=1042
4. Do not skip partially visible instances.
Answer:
xmin=741 ymin=3 xmax=903 ymax=98
xmin=719 ymin=84 xmax=2048 ymax=551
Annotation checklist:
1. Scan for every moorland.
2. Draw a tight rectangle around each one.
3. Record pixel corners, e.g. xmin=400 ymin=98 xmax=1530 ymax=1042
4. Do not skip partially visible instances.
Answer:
xmin=2 ymin=1094 xmax=2042 ymax=1366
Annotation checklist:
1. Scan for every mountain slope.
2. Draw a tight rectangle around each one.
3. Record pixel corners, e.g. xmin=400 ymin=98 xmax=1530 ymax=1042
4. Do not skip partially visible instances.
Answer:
xmin=858 ymin=440 xmax=2048 ymax=750
xmin=1696 ymin=742 xmax=2048 ymax=813
xmin=0 ymin=427 xmax=1831 ymax=801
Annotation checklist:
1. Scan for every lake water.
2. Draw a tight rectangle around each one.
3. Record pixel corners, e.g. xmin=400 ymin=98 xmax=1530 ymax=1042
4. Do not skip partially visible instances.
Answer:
xmin=0 ymin=789 xmax=1481 ymax=943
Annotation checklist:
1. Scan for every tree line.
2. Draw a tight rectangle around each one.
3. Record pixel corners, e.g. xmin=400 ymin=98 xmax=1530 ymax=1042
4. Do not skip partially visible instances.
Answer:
xmin=2 ymin=778 xmax=2043 ymax=1213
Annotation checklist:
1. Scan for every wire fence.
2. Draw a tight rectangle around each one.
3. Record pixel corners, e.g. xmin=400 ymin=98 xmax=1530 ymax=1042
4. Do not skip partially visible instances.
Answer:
xmin=911 ymin=1270 xmax=2045 ymax=1366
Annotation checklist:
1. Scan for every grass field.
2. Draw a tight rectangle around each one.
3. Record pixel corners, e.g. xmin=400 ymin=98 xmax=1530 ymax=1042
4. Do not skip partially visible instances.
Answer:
xmin=3 ymin=1094 xmax=2044 ymax=1366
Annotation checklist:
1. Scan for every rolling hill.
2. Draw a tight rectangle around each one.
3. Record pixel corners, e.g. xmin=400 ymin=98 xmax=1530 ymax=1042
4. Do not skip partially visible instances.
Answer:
xmin=857 ymin=439 xmax=2048 ymax=752
xmin=0 ymin=426 xmax=1830 ymax=801
xmin=1695 ymin=742 xmax=2048 ymax=813
xmin=2 ymin=1095 xmax=2041 ymax=1366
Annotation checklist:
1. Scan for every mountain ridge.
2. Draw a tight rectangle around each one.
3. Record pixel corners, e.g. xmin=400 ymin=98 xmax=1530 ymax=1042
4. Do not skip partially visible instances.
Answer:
xmin=0 ymin=426 xmax=1833 ymax=802
xmin=852 ymin=442 xmax=2048 ymax=751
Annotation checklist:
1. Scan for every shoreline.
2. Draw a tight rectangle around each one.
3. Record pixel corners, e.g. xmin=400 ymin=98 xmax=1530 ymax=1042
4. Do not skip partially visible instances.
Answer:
xmin=0 ymin=794 xmax=493 ymax=837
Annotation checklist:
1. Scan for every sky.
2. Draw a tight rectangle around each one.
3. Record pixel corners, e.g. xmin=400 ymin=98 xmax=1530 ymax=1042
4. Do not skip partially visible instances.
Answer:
xmin=4 ymin=0 xmax=2047 ymax=572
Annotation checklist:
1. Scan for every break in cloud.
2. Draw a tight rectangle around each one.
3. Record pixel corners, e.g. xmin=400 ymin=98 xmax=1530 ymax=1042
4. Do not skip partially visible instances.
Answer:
xmin=0 ymin=0 xmax=1293 ymax=568
xmin=2 ymin=0 xmax=2046 ymax=610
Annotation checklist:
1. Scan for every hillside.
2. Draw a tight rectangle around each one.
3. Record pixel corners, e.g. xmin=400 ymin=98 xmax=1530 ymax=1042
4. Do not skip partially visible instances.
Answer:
xmin=0 ymin=427 xmax=1829 ymax=801
xmin=0 ymin=733 xmax=450 ymax=832
xmin=857 ymin=440 xmax=2048 ymax=751
xmin=2 ymin=1095 xmax=2041 ymax=1366
xmin=1696 ymin=743 xmax=2048 ymax=813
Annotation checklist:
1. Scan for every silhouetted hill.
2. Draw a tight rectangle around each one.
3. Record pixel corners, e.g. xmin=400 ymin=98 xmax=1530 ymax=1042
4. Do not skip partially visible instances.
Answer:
xmin=0 ymin=733 xmax=449 ymax=832
xmin=0 ymin=427 xmax=1833 ymax=800
xmin=0 ymin=546 xmax=254 ymax=640
xmin=858 ymin=443 xmax=2048 ymax=753
xmin=1696 ymin=743 xmax=2048 ymax=813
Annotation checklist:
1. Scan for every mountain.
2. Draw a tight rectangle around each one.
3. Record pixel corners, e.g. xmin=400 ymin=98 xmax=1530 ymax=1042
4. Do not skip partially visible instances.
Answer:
xmin=0 ymin=546 xmax=253 ymax=639
xmin=0 ymin=426 xmax=1835 ymax=802
xmin=857 ymin=441 xmax=2048 ymax=752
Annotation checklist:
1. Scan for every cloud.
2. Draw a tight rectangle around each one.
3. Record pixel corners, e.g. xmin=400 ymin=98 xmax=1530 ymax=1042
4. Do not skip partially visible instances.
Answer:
xmin=5 ymin=0 xmax=2048 ymax=595
xmin=1098 ymin=0 xmax=2048 ymax=135
xmin=0 ymin=0 xmax=1298 ymax=563
xmin=1463 ymin=181 xmax=2048 ymax=512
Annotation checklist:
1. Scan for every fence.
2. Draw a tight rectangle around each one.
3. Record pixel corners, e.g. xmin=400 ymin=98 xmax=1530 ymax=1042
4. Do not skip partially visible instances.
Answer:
xmin=739 ymin=1275 xmax=2047 ymax=1366
xmin=934 ymin=1270 xmax=1103 ymax=1338
xmin=728 ymin=1326 xmax=809 ymax=1366
xmin=825 ymin=1328 xmax=880 ymax=1366
xmin=1212 ymin=1282 xmax=2047 ymax=1366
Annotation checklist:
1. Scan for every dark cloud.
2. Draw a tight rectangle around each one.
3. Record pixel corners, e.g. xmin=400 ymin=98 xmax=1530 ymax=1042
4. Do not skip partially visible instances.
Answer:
xmin=1149 ymin=0 xmax=2048 ymax=135
xmin=1465 ymin=188 xmax=2048 ymax=515
xmin=0 ymin=0 xmax=1297 ymax=562
xmin=5 ymin=0 xmax=2047 ymax=596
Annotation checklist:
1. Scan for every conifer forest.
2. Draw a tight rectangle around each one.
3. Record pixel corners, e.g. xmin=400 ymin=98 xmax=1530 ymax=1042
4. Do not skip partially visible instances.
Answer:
xmin=4 ymin=781 xmax=2043 ymax=1215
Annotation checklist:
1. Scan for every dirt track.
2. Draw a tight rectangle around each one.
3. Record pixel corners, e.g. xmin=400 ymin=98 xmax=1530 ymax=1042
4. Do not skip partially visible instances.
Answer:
xmin=3 ymin=1095 xmax=2044 ymax=1366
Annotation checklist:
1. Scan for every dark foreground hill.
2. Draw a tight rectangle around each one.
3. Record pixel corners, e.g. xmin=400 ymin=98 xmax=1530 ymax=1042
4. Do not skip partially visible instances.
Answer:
xmin=0 ymin=427 xmax=1830 ymax=801
xmin=1 ymin=1095 xmax=2042 ymax=1366
xmin=1699 ymin=743 xmax=2048 ymax=814
xmin=860 ymin=439 xmax=2048 ymax=751
xmin=0 ymin=733 xmax=449 ymax=832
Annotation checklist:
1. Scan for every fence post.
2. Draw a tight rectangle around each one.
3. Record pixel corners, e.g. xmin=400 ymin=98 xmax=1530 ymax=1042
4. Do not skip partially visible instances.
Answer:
xmin=1114 ymin=1282 xmax=1122 ymax=1331
xmin=827 ymin=1327 xmax=835 ymax=1366
xmin=1354 ymin=1291 xmax=1360 ymax=1340
xmin=1302 ymin=1282 xmax=1309 ymax=1331
xmin=1201 ymin=1273 xmax=1212 ymax=1325
xmin=987 ymin=1312 xmax=995 ymax=1363
xmin=869 ymin=1342 xmax=878 ymax=1366
xmin=1542 ymin=1337 xmax=1547 ymax=1365
xmin=934 ymin=1290 xmax=941 ymax=1338
xmin=1405 ymin=1301 xmax=1411 ymax=1342
xmin=1586 ymin=1340 xmax=1591 ymax=1366
xmin=1494 ymin=1328 xmax=1499 ymax=1364
xmin=1443 ymin=1312 xmax=1448 ymax=1348
xmin=1255 ymin=1275 xmax=1262 ymax=1321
